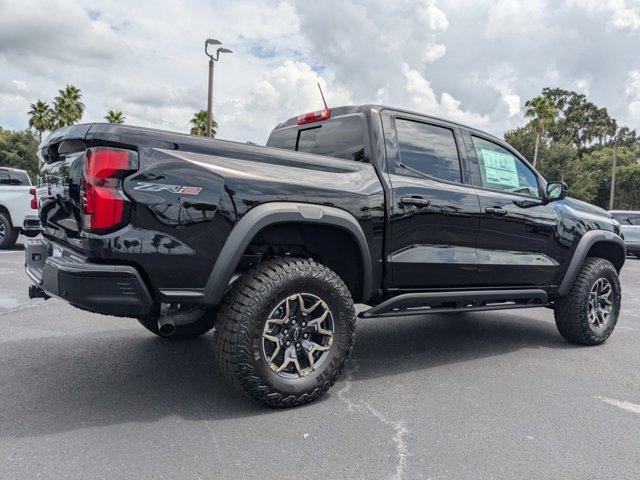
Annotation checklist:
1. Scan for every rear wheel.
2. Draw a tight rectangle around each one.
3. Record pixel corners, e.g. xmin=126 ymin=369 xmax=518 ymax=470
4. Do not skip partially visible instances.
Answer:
xmin=554 ymin=257 xmax=621 ymax=345
xmin=214 ymin=257 xmax=356 ymax=407
xmin=0 ymin=213 xmax=18 ymax=250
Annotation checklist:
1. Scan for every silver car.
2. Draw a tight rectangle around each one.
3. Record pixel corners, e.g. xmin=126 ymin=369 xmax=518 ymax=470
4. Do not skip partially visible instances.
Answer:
xmin=610 ymin=210 xmax=640 ymax=258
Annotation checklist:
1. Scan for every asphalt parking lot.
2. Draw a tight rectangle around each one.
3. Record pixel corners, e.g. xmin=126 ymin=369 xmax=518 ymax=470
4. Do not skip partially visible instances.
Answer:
xmin=1 ymin=238 xmax=639 ymax=479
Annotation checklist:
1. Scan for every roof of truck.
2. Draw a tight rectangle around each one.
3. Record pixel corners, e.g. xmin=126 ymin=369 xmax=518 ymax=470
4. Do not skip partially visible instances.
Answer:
xmin=272 ymin=104 xmax=502 ymax=142
xmin=0 ymin=166 xmax=27 ymax=173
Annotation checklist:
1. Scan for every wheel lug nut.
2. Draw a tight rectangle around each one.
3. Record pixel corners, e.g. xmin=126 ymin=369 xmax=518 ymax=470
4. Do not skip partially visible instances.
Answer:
xmin=301 ymin=322 xmax=306 ymax=327
xmin=283 ymin=329 xmax=288 ymax=335
xmin=296 ymin=343 xmax=301 ymax=349
xmin=286 ymin=340 xmax=291 ymax=347
xmin=303 ymin=333 xmax=308 ymax=339
xmin=291 ymin=320 xmax=297 ymax=325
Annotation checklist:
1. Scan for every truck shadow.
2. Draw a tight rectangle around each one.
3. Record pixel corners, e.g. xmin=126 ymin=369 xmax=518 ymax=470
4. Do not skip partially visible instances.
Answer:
xmin=0 ymin=311 xmax=571 ymax=439
xmin=350 ymin=310 xmax=571 ymax=382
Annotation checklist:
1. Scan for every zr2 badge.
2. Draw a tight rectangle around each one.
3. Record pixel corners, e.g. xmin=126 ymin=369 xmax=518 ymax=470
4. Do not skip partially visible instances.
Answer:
xmin=133 ymin=182 xmax=203 ymax=195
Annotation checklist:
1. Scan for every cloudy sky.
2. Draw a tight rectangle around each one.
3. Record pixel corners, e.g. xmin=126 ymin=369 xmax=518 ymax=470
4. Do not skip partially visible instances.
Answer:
xmin=1 ymin=0 xmax=640 ymax=144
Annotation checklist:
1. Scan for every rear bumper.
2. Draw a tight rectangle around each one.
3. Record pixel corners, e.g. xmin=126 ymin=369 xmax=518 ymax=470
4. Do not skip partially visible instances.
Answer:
xmin=25 ymin=238 xmax=154 ymax=316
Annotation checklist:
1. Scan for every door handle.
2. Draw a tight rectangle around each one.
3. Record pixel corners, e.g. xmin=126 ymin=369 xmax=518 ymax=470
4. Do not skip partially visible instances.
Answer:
xmin=401 ymin=196 xmax=431 ymax=208
xmin=485 ymin=207 xmax=507 ymax=217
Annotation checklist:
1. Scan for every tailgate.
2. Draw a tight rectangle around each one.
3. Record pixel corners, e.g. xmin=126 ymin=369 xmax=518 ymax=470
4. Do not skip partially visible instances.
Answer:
xmin=38 ymin=148 xmax=86 ymax=248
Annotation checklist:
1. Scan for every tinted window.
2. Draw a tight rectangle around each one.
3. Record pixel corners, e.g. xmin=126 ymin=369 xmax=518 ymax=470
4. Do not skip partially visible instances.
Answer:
xmin=267 ymin=127 xmax=297 ymax=151
xmin=395 ymin=119 xmax=461 ymax=183
xmin=472 ymin=136 xmax=539 ymax=198
xmin=0 ymin=171 xmax=10 ymax=185
xmin=296 ymin=116 xmax=365 ymax=161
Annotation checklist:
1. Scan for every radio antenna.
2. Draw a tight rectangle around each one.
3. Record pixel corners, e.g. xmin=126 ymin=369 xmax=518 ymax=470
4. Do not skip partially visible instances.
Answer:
xmin=317 ymin=82 xmax=329 ymax=110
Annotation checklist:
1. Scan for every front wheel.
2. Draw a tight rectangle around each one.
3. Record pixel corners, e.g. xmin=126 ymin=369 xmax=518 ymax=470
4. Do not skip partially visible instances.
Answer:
xmin=214 ymin=257 xmax=356 ymax=407
xmin=554 ymin=257 xmax=621 ymax=345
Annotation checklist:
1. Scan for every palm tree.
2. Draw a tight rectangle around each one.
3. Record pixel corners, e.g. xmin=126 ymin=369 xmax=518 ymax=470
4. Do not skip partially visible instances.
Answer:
xmin=189 ymin=109 xmax=217 ymax=137
xmin=27 ymin=100 xmax=54 ymax=141
xmin=53 ymin=84 xmax=85 ymax=128
xmin=105 ymin=110 xmax=125 ymax=124
xmin=524 ymin=96 xmax=557 ymax=168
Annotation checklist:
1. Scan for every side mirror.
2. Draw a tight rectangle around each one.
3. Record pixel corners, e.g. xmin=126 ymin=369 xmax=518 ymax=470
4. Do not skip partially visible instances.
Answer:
xmin=546 ymin=181 xmax=569 ymax=202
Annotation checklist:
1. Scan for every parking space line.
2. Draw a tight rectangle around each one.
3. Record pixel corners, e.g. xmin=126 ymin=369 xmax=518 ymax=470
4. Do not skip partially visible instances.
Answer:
xmin=596 ymin=396 xmax=640 ymax=415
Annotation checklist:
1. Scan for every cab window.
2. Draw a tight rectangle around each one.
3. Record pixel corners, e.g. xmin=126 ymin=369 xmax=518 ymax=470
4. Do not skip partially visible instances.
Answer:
xmin=471 ymin=136 xmax=539 ymax=198
xmin=395 ymin=119 xmax=462 ymax=183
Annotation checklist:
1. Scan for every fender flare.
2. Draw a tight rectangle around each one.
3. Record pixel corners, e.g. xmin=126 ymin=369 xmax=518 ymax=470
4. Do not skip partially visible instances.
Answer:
xmin=202 ymin=202 xmax=373 ymax=306
xmin=557 ymin=230 xmax=626 ymax=296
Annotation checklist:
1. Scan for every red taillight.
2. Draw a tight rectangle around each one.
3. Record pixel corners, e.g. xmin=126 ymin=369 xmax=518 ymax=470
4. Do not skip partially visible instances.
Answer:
xmin=82 ymin=147 xmax=138 ymax=231
xmin=29 ymin=187 xmax=38 ymax=210
xmin=296 ymin=108 xmax=331 ymax=125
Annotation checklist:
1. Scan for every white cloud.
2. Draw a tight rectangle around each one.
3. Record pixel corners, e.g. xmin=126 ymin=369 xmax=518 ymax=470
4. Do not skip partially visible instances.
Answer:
xmin=417 ymin=2 xmax=450 ymax=31
xmin=503 ymin=94 xmax=521 ymax=118
xmin=220 ymin=60 xmax=353 ymax=142
xmin=570 ymin=0 xmax=640 ymax=31
xmin=627 ymin=70 xmax=640 ymax=120
xmin=423 ymin=43 xmax=447 ymax=63
xmin=485 ymin=0 xmax=547 ymax=39
xmin=402 ymin=64 xmax=490 ymax=126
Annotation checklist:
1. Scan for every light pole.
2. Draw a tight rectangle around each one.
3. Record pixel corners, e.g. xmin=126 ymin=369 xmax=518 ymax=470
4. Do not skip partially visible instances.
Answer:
xmin=205 ymin=38 xmax=232 ymax=138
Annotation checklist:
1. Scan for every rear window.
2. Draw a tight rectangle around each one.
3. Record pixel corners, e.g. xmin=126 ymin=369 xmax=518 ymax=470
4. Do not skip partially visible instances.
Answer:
xmin=0 ymin=170 xmax=30 ymax=186
xmin=267 ymin=115 xmax=366 ymax=162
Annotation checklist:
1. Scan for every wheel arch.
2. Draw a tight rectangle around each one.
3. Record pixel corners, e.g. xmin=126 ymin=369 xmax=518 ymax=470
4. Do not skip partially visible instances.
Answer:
xmin=202 ymin=202 xmax=373 ymax=306
xmin=557 ymin=230 xmax=626 ymax=296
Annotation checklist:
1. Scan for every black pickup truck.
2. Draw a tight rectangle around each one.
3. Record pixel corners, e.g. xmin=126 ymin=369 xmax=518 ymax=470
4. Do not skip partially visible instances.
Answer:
xmin=26 ymin=105 xmax=625 ymax=407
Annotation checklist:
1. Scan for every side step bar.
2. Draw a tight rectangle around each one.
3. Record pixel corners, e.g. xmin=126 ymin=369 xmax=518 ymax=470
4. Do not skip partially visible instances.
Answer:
xmin=360 ymin=289 xmax=549 ymax=319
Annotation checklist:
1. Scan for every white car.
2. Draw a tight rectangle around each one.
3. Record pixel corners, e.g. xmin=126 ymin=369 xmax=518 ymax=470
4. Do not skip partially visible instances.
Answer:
xmin=610 ymin=210 xmax=640 ymax=258
xmin=0 ymin=167 xmax=40 ymax=249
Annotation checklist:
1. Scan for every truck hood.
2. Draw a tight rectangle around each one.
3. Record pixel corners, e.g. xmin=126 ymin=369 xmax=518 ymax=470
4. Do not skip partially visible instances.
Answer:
xmin=563 ymin=197 xmax=613 ymax=219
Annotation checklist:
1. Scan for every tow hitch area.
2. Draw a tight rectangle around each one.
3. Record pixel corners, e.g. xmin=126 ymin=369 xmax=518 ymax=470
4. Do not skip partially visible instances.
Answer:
xmin=28 ymin=284 xmax=50 ymax=300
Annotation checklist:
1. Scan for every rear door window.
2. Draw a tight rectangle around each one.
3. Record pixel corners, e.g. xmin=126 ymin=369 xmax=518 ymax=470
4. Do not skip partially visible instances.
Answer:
xmin=395 ymin=119 xmax=462 ymax=183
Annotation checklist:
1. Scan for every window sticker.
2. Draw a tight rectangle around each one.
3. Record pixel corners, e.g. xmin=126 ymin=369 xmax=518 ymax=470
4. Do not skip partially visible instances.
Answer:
xmin=479 ymin=149 xmax=519 ymax=188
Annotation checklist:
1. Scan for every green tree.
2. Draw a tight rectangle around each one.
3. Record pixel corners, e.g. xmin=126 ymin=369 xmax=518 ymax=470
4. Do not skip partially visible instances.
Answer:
xmin=0 ymin=127 xmax=40 ymax=180
xmin=53 ymin=84 xmax=85 ymax=128
xmin=541 ymin=88 xmax=616 ymax=154
xmin=616 ymin=162 xmax=640 ymax=210
xmin=105 ymin=110 xmax=125 ymax=124
xmin=189 ymin=109 xmax=217 ymax=137
xmin=524 ymin=96 xmax=557 ymax=168
xmin=27 ymin=100 xmax=54 ymax=142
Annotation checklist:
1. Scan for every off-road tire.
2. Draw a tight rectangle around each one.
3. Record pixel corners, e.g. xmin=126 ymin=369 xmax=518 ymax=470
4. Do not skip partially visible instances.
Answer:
xmin=554 ymin=257 xmax=621 ymax=345
xmin=0 ymin=213 xmax=18 ymax=250
xmin=214 ymin=257 xmax=356 ymax=408
xmin=137 ymin=310 xmax=216 ymax=339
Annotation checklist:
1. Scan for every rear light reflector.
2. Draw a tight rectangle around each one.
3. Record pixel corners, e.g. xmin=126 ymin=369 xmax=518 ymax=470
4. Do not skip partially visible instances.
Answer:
xmin=82 ymin=147 xmax=138 ymax=231
xmin=29 ymin=187 xmax=38 ymax=210
xmin=296 ymin=108 xmax=331 ymax=125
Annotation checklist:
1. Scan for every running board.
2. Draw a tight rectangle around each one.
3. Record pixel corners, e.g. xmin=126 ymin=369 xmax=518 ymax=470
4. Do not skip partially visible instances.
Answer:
xmin=360 ymin=289 xmax=549 ymax=319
